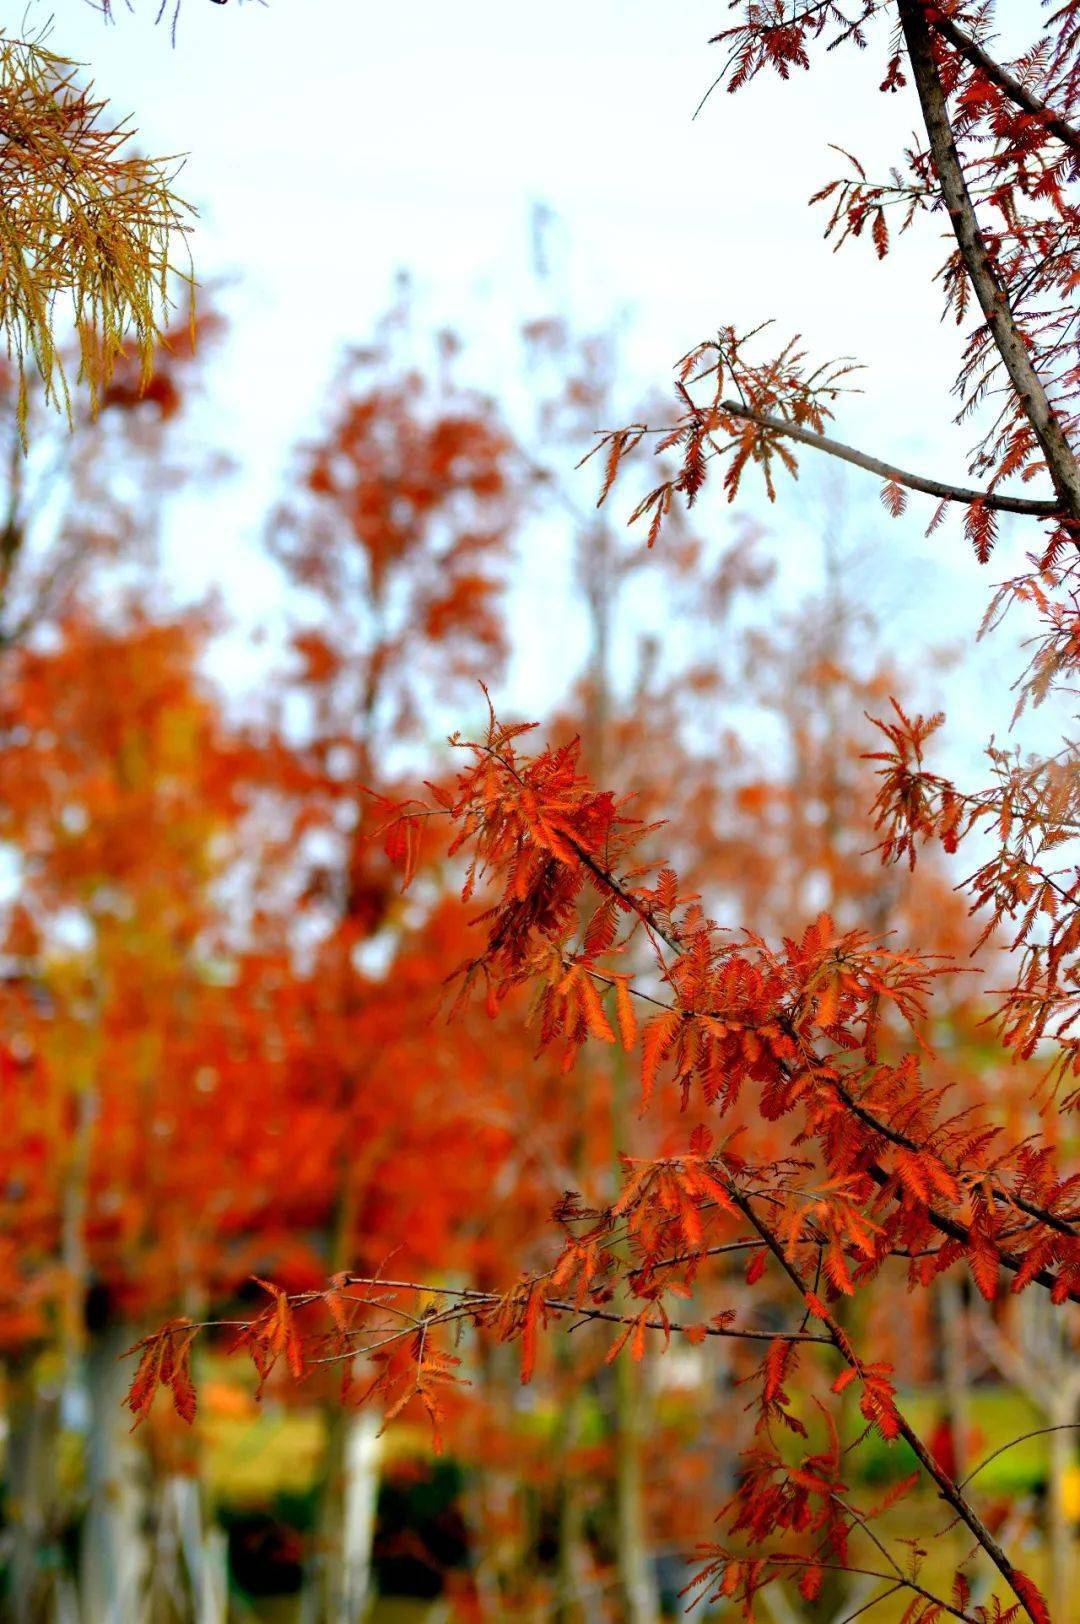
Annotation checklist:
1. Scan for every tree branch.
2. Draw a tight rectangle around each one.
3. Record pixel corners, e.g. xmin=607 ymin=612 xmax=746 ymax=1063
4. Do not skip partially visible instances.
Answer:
xmin=717 ymin=400 xmax=1060 ymax=515
xmin=863 ymin=1164 xmax=1080 ymax=1304
xmin=925 ymin=4 xmax=1080 ymax=156
xmin=503 ymin=770 xmax=1080 ymax=1301
xmin=827 ymin=1071 xmax=1079 ymax=1240
xmin=725 ymin=1180 xmax=1048 ymax=1624
xmin=582 ymin=929 xmax=1080 ymax=1266
xmin=959 ymin=1423 xmax=1080 ymax=1491
xmin=338 ymin=1276 xmax=831 ymax=1345
xmin=898 ymin=0 xmax=1080 ymax=517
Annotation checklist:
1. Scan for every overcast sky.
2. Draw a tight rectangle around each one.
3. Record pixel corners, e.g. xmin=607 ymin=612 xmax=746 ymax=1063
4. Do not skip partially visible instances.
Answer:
xmin=41 ymin=0 xmax=1054 ymax=754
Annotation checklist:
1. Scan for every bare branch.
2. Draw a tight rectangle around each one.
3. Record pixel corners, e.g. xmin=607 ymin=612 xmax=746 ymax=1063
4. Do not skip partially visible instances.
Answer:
xmin=338 ymin=1276 xmax=832 ymax=1345
xmin=959 ymin=1423 xmax=1080 ymax=1491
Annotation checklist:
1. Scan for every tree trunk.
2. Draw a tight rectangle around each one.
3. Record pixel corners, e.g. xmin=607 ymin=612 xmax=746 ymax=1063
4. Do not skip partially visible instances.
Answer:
xmin=553 ymin=1381 xmax=603 ymax=1624
xmin=341 ymin=1407 xmax=381 ymax=1615
xmin=939 ymin=1273 xmax=971 ymax=1479
xmin=612 ymin=1352 xmax=658 ymax=1624
xmin=302 ymin=1401 xmax=382 ymax=1623
xmin=4 ymin=1362 xmax=60 ymax=1624
xmin=145 ymin=1291 xmax=226 ymax=1624
xmin=608 ymin=1040 xmax=659 ymax=1624
xmin=199 ymin=1526 xmax=229 ymax=1624
xmin=302 ymin=1403 xmax=346 ymax=1624
xmin=79 ymin=1322 xmax=151 ymax=1623
xmin=1047 ymin=1397 xmax=1077 ymax=1624
xmin=149 ymin=1470 xmax=227 ymax=1624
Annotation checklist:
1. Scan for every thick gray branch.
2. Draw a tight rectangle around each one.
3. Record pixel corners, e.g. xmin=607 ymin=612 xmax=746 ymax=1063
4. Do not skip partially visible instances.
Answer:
xmin=898 ymin=0 xmax=1080 ymax=517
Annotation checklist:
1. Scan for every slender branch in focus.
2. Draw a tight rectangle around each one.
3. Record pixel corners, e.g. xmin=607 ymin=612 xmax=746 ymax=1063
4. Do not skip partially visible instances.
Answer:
xmin=924 ymin=5 xmax=1080 ymax=156
xmin=898 ymin=0 xmax=1080 ymax=516
xmin=717 ymin=400 xmax=1061 ymax=515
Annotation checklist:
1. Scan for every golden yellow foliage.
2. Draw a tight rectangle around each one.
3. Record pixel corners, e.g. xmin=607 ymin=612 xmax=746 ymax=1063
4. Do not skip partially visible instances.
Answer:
xmin=0 ymin=28 xmax=191 ymax=432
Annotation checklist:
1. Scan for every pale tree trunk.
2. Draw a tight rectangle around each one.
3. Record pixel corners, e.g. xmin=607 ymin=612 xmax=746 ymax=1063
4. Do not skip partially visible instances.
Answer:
xmin=200 ymin=1528 xmax=229 ymax=1623
xmin=150 ymin=1474 xmax=192 ymax=1620
xmin=581 ymin=524 xmax=659 ymax=1624
xmin=463 ymin=1341 xmax=539 ymax=1617
xmin=62 ymin=1039 xmax=154 ymax=1621
xmin=340 ymin=1407 xmax=381 ymax=1616
xmin=303 ymin=1401 xmax=345 ymax=1624
xmin=148 ymin=1279 xmax=227 ymax=1624
xmin=54 ymin=1574 xmax=80 ymax=1623
xmin=302 ymin=1401 xmax=383 ymax=1624
xmin=1046 ymin=1411 xmax=1077 ymax=1624
xmin=612 ymin=1353 xmax=657 ymax=1624
xmin=5 ymin=1360 xmax=60 ymax=1624
xmin=149 ymin=1470 xmax=227 ymax=1624
xmin=301 ymin=786 xmax=386 ymax=1624
xmin=79 ymin=1321 xmax=151 ymax=1623
xmin=607 ymin=1053 xmax=659 ymax=1624
xmin=759 ymin=1584 xmax=801 ymax=1624
xmin=553 ymin=1378 xmax=603 ymax=1624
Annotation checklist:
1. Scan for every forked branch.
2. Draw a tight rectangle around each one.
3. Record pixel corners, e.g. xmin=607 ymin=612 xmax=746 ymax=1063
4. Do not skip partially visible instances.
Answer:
xmin=924 ymin=4 xmax=1080 ymax=156
xmin=725 ymin=1179 xmax=1049 ymax=1624
xmin=898 ymin=0 xmax=1080 ymax=516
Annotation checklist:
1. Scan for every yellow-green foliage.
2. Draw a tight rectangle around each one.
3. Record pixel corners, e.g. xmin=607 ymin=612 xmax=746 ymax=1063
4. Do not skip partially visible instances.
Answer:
xmin=0 ymin=27 xmax=190 ymax=431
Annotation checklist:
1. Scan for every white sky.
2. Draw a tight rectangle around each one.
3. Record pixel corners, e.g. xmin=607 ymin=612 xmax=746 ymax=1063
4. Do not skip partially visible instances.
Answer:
xmin=42 ymin=0 xmax=1056 ymax=755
